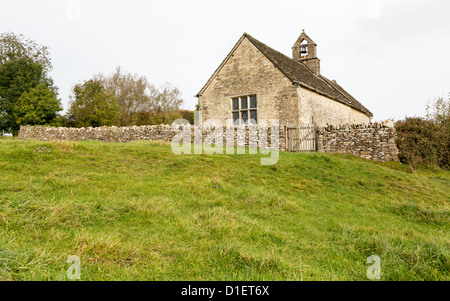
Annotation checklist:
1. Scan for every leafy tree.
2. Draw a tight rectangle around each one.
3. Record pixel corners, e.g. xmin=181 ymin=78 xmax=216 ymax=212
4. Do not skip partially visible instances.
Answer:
xmin=0 ymin=33 xmax=59 ymax=133
xmin=426 ymin=94 xmax=450 ymax=126
xmin=151 ymin=82 xmax=183 ymax=112
xmin=13 ymin=83 xmax=62 ymax=126
xmin=0 ymin=32 xmax=52 ymax=74
xmin=96 ymin=67 xmax=184 ymax=126
xmin=67 ymin=67 xmax=185 ymax=128
xmin=97 ymin=67 xmax=152 ymax=126
xmin=82 ymin=67 xmax=185 ymax=127
xmin=68 ymin=79 xmax=119 ymax=127
xmin=0 ymin=58 xmax=46 ymax=132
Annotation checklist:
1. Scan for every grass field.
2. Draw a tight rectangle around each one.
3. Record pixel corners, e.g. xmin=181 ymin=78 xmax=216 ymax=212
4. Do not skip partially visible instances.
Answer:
xmin=0 ymin=139 xmax=448 ymax=281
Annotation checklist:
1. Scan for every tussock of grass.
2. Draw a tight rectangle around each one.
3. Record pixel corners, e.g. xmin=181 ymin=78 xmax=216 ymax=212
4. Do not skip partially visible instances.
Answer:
xmin=0 ymin=139 xmax=449 ymax=280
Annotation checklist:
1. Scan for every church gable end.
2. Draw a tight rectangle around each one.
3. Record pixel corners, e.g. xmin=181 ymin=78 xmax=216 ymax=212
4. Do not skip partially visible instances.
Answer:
xmin=197 ymin=35 xmax=298 ymax=125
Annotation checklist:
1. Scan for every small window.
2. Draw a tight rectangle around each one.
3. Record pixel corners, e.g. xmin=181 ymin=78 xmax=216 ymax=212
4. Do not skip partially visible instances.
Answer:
xmin=231 ymin=95 xmax=257 ymax=126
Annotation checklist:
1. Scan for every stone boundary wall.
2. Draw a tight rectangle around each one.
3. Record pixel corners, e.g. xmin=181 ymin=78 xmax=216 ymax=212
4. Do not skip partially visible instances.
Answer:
xmin=18 ymin=125 xmax=285 ymax=150
xmin=317 ymin=123 xmax=399 ymax=162
xmin=18 ymin=123 xmax=400 ymax=162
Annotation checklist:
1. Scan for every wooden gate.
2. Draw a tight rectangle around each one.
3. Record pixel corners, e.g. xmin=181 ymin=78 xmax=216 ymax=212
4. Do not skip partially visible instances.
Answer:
xmin=286 ymin=124 xmax=318 ymax=152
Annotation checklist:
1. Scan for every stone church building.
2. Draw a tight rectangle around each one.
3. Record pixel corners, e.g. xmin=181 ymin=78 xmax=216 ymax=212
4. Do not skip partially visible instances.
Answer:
xmin=196 ymin=31 xmax=373 ymax=127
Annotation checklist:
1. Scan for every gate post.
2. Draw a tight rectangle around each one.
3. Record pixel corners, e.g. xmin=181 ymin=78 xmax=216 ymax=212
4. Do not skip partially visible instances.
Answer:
xmin=314 ymin=122 xmax=318 ymax=152
xmin=284 ymin=126 xmax=288 ymax=151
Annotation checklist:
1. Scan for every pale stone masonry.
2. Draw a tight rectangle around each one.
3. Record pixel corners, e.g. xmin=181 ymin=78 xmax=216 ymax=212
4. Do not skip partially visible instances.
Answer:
xmin=196 ymin=31 xmax=373 ymax=127
xmin=18 ymin=123 xmax=399 ymax=162
xmin=318 ymin=123 xmax=399 ymax=162
xmin=18 ymin=125 xmax=286 ymax=150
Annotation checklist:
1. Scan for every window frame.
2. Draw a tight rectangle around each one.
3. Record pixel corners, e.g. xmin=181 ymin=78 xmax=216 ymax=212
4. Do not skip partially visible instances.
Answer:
xmin=231 ymin=95 xmax=257 ymax=126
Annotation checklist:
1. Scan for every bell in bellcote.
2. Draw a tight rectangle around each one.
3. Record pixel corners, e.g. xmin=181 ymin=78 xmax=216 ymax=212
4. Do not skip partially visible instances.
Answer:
xmin=300 ymin=44 xmax=307 ymax=55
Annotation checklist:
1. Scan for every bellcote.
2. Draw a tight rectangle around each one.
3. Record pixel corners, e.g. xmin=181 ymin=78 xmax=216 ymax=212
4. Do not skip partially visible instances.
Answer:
xmin=292 ymin=30 xmax=321 ymax=76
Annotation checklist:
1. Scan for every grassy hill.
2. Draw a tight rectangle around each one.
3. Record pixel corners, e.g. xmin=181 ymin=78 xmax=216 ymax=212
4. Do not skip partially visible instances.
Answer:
xmin=0 ymin=139 xmax=448 ymax=281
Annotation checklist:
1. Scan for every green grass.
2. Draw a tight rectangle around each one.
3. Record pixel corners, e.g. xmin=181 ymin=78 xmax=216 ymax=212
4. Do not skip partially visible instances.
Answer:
xmin=0 ymin=139 xmax=448 ymax=281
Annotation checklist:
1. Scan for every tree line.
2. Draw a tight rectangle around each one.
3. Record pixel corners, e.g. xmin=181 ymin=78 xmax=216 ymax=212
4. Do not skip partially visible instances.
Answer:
xmin=0 ymin=32 xmax=193 ymax=135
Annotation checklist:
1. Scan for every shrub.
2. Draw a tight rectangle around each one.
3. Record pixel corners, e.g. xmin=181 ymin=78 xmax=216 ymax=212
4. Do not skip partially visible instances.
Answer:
xmin=396 ymin=111 xmax=449 ymax=170
xmin=179 ymin=110 xmax=194 ymax=125
xmin=135 ymin=110 xmax=183 ymax=126
xmin=396 ymin=95 xmax=449 ymax=169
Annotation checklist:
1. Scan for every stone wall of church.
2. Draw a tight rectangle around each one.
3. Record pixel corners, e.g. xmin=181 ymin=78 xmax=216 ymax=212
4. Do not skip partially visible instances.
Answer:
xmin=297 ymin=87 xmax=371 ymax=127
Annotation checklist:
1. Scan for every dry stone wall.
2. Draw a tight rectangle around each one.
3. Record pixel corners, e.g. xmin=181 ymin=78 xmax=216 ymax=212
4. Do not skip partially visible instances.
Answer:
xmin=317 ymin=123 xmax=399 ymax=162
xmin=18 ymin=125 xmax=285 ymax=150
xmin=19 ymin=125 xmax=179 ymax=143
xmin=18 ymin=122 xmax=399 ymax=162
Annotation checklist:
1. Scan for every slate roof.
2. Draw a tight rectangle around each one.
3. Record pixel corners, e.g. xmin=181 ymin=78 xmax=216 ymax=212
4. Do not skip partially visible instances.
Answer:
xmin=197 ymin=33 xmax=373 ymax=117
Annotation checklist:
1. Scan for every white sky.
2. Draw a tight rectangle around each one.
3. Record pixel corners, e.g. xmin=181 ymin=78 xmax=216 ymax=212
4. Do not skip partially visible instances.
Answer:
xmin=1 ymin=0 xmax=449 ymax=121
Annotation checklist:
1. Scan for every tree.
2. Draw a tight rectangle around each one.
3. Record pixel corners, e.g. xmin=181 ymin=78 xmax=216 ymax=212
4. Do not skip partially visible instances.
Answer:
xmin=68 ymin=79 xmax=119 ymax=127
xmin=0 ymin=32 xmax=52 ymax=74
xmin=0 ymin=58 xmax=46 ymax=132
xmin=426 ymin=94 xmax=450 ymax=126
xmin=0 ymin=33 xmax=59 ymax=133
xmin=97 ymin=67 xmax=152 ymax=126
xmin=92 ymin=67 xmax=185 ymax=126
xmin=150 ymin=82 xmax=183 ymax=112
xmin=13 ymin=83 xmax=62 ymax=126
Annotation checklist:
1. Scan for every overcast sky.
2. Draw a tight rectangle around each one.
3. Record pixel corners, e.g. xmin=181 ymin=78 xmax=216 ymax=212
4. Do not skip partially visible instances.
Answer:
xmin=1 ymin=0 xmax=449 ymax=121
